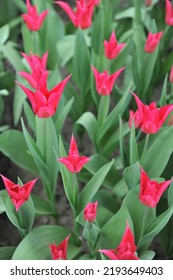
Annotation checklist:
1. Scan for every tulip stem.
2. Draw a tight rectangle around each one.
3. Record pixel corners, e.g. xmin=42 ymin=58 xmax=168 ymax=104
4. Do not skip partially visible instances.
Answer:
xmin=141 ymin=134 xmax=150 ymax=160
xmin=138 ymin=207 xmax=148 ymax=246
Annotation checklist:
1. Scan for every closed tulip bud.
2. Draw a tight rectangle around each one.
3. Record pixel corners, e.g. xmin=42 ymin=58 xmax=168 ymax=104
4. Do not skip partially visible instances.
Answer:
xmin=84 ymin=201 xmax=98 ymax=222
xmin=165 ymin=0 xmax=173 ymax=26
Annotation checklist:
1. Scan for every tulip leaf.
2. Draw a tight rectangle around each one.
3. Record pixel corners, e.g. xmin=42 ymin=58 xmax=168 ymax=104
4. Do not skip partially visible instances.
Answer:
xmin=141 ymin=126 xmax=173 ymax=178
xmin=101 ymin=205 xmax=133 ymax=248
xmin=140 ymin=201 xmax=173 ymax=249
xmin=0 ymin=24 xmax=9 ymax=45
xmin=0 ymin=247 xmax=16 ymax=260
xmin=0 ymin=129 xmax=39 ymax=175
xmin=0 ymin=42 xmax=23 ymax=71
xmin=73 ymin=29 xmax=90 ymax=94
xmin=123 ymin=161 xmax=140 ymax=189
xmin=57 ymin=35 xmax=76 ymax=67
xmin=91 ymin=6 xmax=105 ymax=54
xmin=55 ymin=97 xmax=74 ymax=135
xmin=122 ymin=186 xmax=155 ymax=243
xmin=129 ymin=120 xmax=138 ymax=165
xmin=12 ymin=225 xmax=81 ymax=260
xmin=75 ymin=112 xmax=98 ymax=144
xmin=31 ymin=194 xmax=57 ymax=216
xmin=139 ymin=250 xmax=155 ymax=260
xmin=79 ymin=159 xmax=114 ymax=212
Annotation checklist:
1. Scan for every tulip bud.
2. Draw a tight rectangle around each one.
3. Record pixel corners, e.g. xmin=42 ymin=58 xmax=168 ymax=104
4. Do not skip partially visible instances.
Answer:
xmin=145 ymin=0 xmax=152 ymax=6
xmin=84 ymin=201 xmax=98 ymax=223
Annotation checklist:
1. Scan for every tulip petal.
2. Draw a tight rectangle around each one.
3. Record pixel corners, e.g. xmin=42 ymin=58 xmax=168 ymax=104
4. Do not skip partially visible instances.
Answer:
xmin=55 ymin=1 xmax=77 ymax=27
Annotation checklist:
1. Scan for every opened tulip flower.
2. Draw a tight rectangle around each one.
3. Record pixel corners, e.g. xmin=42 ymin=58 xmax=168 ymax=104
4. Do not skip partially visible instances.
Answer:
xmin=104 ymin=32 xmax=126 ymax=60
xmin=22 ymin=0 xmax=49 ymax=31
xmin=16 ymin=74 xmax=71 ymax=118
xmin=0 ymin=175 xmax=37 ymax=211
xmin=144 ymin=31 xmax=163 ymax=53
xmin=55 ymin=0 xmax=95 ymax=29
xmin=99 ymin=223 xmax=139 ymax=260
xmin=91 ymin=66 xmax=125 ymax=95
xmin=49 ymin=234 xmax=70 ymax=260
xmin=165 ymin=0 xmax=173 ymax=25
xmin=129 ymin=92 xmax=173 ymax=134
xmin=58 ymin=134 xmax=90 ymax=173
xmin=84 ymin=201 xmax=98 ymax=223
xmin=18 ymin=51 xmax=48 ymax=89
xmin=140 ymin=168 xmax=172 ymax=208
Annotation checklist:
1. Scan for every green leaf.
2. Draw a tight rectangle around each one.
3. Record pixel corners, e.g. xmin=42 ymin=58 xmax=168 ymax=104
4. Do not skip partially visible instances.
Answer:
xmin=122 ymin=186 xmax=155 ymax=243
xmin=57 ymin=35 xmax=75 ymax=67
xmin=12 ymin=225 xmax=81 ymax=260
xmin=140 ymin=202 xmax=173 ymax=249
xmin=141 ymin=126 xmax=173 ymax=178
xmin=75 ymin=112 xmax=98 ymax=144
xmin=73 ymin=29 xmax=90 ymax=93
xmin=0 ymin=129 xmax=39 ymax=175
xmin=0 ymin=247 xmax=16 ymax=260
xmin=91 ymin=6 xmax=105 ymax=54
xmin=0 ymin=89 xmax=9 ymax=96
xmin=31 ymin=194 xmax=57 ymax=216
xmin=0 ymin=42 xmax=23 ymax=71
xmin=79 ymin=160 xmax=114 ymax=212
xmin=0 ymin=24 xmax=9 ymax=45
xmin=139 ymin=250 xmax=155 ymax=260
xmin=129 ymin=120 xmax=138 ymax=165
xmin=101 ymin=205 xmax=132 ymax=248
xmin=123 ymin=161 xmax=140 ymax=189
xmin=55 ymin=97 xmax=74 ymax=135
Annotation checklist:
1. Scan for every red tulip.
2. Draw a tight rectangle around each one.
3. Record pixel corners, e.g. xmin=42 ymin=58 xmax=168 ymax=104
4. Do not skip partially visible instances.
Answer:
xmin=129 ymin=92 xmax=173 ymax=134
xmin=16 ymin=74 xmax=71 ymax=118
xmin=84 ymin=201 xmax=98 ymax=222
xmin=166 ymin=0 xmax=173 ymax=26
xmin=0 ymin=175 xmax=37 ymax=211
xmin=55 ymin=0 xmax=95 ymax=29
xmin=145 ymin=0 xmax=152 ymax=6
xmin=144 ymin=31 xmax=163 ymax=53
xmin=169 ymin=65 xmax=173 ymax=83
xmin=22 ymin=0 xmax=49 ymax=31
xmin=49 ymin=234 xmax=70 ymax=260
xmin=58 ymin=134 xmax=90 ymax=173
xmin=104 ymin=32 xmax=126 ymax=60
xmin=99 ymin=223 xmax=139 ymax=260
xmin=91 ymin=66 xmax=125 ymax=95
xmin=140 ymin=168 xmax=172 ymax=208
xmin=18 ymin=51 xmax=48 ymax=89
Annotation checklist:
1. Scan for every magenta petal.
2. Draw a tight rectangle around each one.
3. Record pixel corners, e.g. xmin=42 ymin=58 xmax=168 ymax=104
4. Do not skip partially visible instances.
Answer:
xmin=18 ymin=71 xmax=38 ymax=89
xmin=76 ymin=157 xmax=90 ymax=173
xmin=0 ymin=174 xmax=15 ymax=190
xmin=58 ymin=158 xmax=75 ymax=173
xmin=16 ymin=82 xmax=37 ymax=113
xmin=156 ymin=179 xmax=173 ymax=204
xmin=55 ymin=1 xmax=77 ymax=27
xmin=141 ymin=121 xmax=158 ymax=134
xmin=37 ymin=106 xmax=54 ymax=118
xmin=37 ymin=10 xmax=49 ymax=29
xmin=99 ymin=250 xmax=118 ymax=260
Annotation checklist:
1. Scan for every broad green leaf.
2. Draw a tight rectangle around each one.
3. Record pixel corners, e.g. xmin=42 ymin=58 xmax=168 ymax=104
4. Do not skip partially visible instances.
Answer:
xmin=73 ymin=29 xmax=90 ymax=94
xmin=75 ymin=112 xmax=98 ymax=144
xmin=0 ymin=89 xmax=9 ymax=96
xmin=79 ymin=159 xmax=114 ymax=212
xmin=101 ymin=205 xmax=132 ymax=248
xmin=141 ymin=126 xmax=173 ymax=178
xmin=139 ymin=250 xmax=155 ymax=260
xmin=91 ymin=6 xmax=105 ymax=54
xmin=0 ymin=24 xmax=9 ymax=45
xmin=57 ymin=35 xmax=75 ymax=67
xmin=12 ymin=225 xmax=81 ymax=260
xmin=55 ymin=97 xmax=74 ymax=135
xmin=31 ymin=194 xmax=57 ymax=216
xmin=122 ymin=186 xmax=155 ymax=243
xmin=123 ymin=162 xmax=140 ymax=189
xmin=0 ymin=42 xmax=23 ymax=71
xmin=0 ymin=247 xmax=16 ymax=260
xmin=0 ymin=129 xmax=39 ymax=175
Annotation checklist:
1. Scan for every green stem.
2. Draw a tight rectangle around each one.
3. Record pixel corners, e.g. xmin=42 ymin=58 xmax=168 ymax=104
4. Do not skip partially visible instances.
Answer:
xmin=141 ymin=134 xmax=150 ymax=160
xmin=138 ymin=207 xmax=148 ymax=246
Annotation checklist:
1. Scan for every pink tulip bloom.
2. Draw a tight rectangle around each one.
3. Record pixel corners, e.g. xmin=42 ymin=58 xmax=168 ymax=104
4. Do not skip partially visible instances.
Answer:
xmin=99 ymin=223 xmax=139 ymax=260
xmin=145 ymin=0 xmax=152 ymax=6
xmin=129 ymin=92 xmax=173 ymax=134
xmin=55 ymin=0 xmax=95 ymax=29
xmin=0 ymin=174 xmax=37 ymax=211
xmin=166 ymin=0 xmax=173 ymax=26
xmin=49 ymin=234 xmax=70 ymax=260
xmin=16 ymin=74 xmax=71 ymax=118
xmin=91 ymin=66 xmax=125 ymax=95
xmin=58 ymin=134 xmax=90 ymax=173
xmin=169 ymin=65 xmax=173 ymax=83
xmin=104 ymin=32 xmax=126 ymax=60
xmin=144 ymin=31 xmax=163 ymax=53
xmin=84 ymin=201 xmax=98 ymax=222
xmin=18 ymin=51 xmax=48 ymax=89
xmin=22 ymin=0 xmax=49 ymax=31
xmin=140 ymin=168 xmax=172 ymax=208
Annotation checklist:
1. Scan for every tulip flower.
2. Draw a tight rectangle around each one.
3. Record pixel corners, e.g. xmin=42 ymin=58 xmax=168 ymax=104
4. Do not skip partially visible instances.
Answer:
xmin=104 ymin=32 xmax=126 ymax=60
xmin=49 ymin=234 xmax=70 ymax=260
xmin=91 ymin=66 xmax=125 ymax=95
xmin=140 ymin=168 xmax=172 ymax=208
xmin=99 ymin=223 xmax=139 ymax=260
xmin=58 ymin=134 xmax=90 ymax=173
xmin=144 ymin=31 xmax=163 ymax=53
xmin=84 ymin=201 xmax=98 ymax=222
xmin=145 ymin=0 xmax=152 ymax=6
xmin=16 ymin=74 xmax=71 ymax=118
xmin=22 ymin=0 xmax=49 ymax=31
xmin=55 ymin=0 xmax=95 ymax=29
xmin=0 ymin=175 xmax=37 ymax=211
xmin=165 ymin=0 xmax=173 ymax=26
xmin=18 ymin=51 xmax=48 ymax=89
xmin=129 ymin=92 xmax=173 ymax=134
